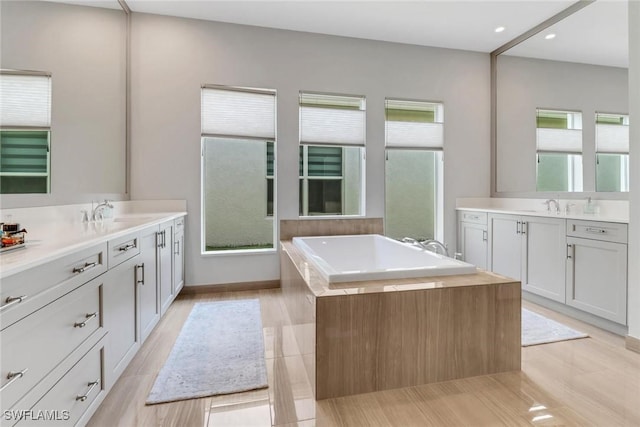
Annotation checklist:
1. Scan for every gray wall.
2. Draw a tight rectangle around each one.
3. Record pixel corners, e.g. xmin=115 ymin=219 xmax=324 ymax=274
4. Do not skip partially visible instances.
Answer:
xmin=627 ymin=1 xmax=640 ymax=341
xmin=130 ymin=13 xmax=491 ymax=286
xmin=496 ymin=55 xmax=628 ymax=193
xmin=0 ymin=1 xmax=127 ymax=207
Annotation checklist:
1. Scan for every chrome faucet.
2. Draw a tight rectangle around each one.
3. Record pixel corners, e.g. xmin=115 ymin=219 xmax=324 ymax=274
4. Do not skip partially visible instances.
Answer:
xmin=91 ymin=200 xmax=114 ymax=222
xmin=402 ymin=237 xmax=450 ymax=258
xmin=421 ymin=239 xmax=450 ymax=257
xmin=402 ymin=237 xmax=425 ymax=249
xmin=544 ymin=198 xmax=560 ymax=214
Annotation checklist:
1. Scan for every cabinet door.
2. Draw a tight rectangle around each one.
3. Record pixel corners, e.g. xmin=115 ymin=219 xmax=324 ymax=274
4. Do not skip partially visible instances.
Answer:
xmin=159 ymin=222 xmax=174 ymax=316
xmin=488 ymin=214 xmax=521 ymax=280
xmin=521 ymin=216 xmax=566 ymax=303
xmin=103 ymin=255 xmax=140 ymax=388
xmin=138 ymin=227 xmax=160 ymax=343
xmin=173 ymin=229 xmax=185 ymax=295
xmin=459 ymin=222 xmax=487 ymax=269
xmin=566 ymin=237 xmax=627 ymax=324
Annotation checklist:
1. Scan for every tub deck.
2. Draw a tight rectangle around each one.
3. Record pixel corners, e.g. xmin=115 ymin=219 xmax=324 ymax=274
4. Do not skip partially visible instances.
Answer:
xmin=280 ymin=239 xmax=522 ymax=400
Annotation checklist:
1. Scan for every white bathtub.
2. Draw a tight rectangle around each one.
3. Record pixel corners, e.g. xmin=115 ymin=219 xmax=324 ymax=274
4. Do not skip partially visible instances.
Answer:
xmin=292 ymin=234 xmax=477 ymax=283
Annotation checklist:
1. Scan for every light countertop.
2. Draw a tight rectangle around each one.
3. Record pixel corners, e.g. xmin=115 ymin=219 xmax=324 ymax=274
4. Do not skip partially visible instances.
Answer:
xmin=456 ymin=198 xmax=628 ymax=224
xmin=0 ymin=211 xmax=186 ymax=279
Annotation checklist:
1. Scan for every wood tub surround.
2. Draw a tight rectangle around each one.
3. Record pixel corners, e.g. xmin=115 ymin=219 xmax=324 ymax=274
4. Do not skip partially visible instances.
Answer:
xmin=279 ymin=217 xmax=383 ymax=240
xmin=280 ymin=230 xmax=521 ymax=400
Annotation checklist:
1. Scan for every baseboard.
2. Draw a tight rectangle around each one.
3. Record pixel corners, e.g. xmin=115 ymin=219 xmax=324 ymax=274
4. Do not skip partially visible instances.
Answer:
xmin=180 ymin=280 xmax=280 ymax=294
xmin=626 ymin=335 xmax=640 ymax=354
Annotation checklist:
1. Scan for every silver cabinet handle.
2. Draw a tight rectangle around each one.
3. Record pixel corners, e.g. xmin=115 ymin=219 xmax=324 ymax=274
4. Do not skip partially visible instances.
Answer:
xmin=585 ymin=227 xmax=606 ymax=234
xmin=522 ymin=221 xmax=527 ymax=235
xmin=567 ymin=244 xmax=573 ymax=259
xmin=76 ymin=380 xmax=100 ymax=402
xmin=174 ymin=240 xmax=180 ymax=255
xmin=136 ymin=263 xmax=145 ymax=285
xmin=482 ymin=230 xmax=488 ymax=242
xmin=1 ymin=295 xmax=27 ymax=311
xmin=0 ymin=368 xmax=28 ymax=392
xmin=118 ymin=243 xmax=136 ymax=252
xmin=516 ymin=221 xmax=521 ymax=235
xmin=163 ymin=230 xmax=167 ymax=248
xmin=73 ymin=262 xmax=97 ymax=274
xmin=74 ymin=312 xmax=98 ymax=328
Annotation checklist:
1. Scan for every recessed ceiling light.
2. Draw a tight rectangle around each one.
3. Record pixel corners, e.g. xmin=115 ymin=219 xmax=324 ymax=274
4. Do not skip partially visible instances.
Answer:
xmin=545 ymin=33 xmax=556 ymax=40
xmin=495 ymin=26 xmax=505 ymax=33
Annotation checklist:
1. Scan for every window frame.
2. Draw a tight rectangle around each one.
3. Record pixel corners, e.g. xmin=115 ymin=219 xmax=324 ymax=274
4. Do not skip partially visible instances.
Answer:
xmin=298 ymin=91 xmax=366 ymax=218
xmin=383 ymin=98 xmax=445 ymax=242
xmin=0 ymin=70 xmax=52 ymax=194
xmin=200 ymin=85 xmax=277 ymax=255
xmin=595 ymin=112 xmax=629 ymax=193
xmin=535 ymin=108 xmax=583 ymax=192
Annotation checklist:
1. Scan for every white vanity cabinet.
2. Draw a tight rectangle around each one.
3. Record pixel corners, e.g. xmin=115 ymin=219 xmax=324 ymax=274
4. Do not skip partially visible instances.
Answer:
xmin=173 ymin=217 xmax=185 ymax=295
xmin=457 ymin=211 xmax=488 ymax=269
xmin=487 ymin=214 xmax=522 ymax=281
xmin=158 ymin=220 xmax=175 ymax=316
xmin=0 ymin=247 xmax=108 ymax=426
xmin=566 ymin=220 xmax=628 ymax=324
xmin=0 ymin=210 xmax=186 ymax=426
xmin=488 ymin=213 xmax=566 ymax=303
xmin=137 ymin=226 xmax=160 ymax=343
xmin=103 ymin=253 xmax=141 ymax=388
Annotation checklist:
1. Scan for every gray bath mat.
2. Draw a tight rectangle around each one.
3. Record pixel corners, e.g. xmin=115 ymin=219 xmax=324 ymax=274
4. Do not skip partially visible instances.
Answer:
xmin=522 ymin=308 xmax=588 ymax=347
xmin=146 ymin=299 xmax=268 ymax=404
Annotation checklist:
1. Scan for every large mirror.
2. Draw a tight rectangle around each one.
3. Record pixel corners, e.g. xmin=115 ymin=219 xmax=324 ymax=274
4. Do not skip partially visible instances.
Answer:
xmin=495 ymin=1 xmax=629 ymax=194
xmin=0 ymin=0 xmax=126 ymax=205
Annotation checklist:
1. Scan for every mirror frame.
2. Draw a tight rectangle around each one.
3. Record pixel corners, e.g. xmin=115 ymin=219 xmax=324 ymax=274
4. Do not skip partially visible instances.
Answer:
xmin=488 ymin=0 xmax=632 ymax=199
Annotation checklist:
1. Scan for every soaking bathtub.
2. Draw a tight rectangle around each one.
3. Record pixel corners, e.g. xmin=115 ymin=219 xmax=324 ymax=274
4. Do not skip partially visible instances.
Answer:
xmin=292 ymin=234 xmax=476 ymax=283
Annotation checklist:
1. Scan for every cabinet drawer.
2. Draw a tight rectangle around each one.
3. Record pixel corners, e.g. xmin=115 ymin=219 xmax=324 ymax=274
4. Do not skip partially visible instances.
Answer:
xmin=20 ymin=341 xmax=104 ymax=427
xmin=1 ymin=243 xmax=107 ymax=329
xmin=174 ymin=216 xmax=185 ymax=234
xmin=567 ymin=220 xmax=627 ymax=244
xmin=0 ymin=276 xmax=103 ymax=410
xmin=107 ymin=232 xmax=140 ymax=268
xmin=458 ymin=210 xmax=487 ymax=225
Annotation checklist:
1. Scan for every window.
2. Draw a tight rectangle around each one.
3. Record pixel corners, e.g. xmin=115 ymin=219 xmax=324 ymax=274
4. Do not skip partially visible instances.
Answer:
xmin=201 ymin=85 xmax=276 ymax=252
xmin=384 ymin=99 xmax=443 ymax=241
xmin=299 ymin=92 xmax=365 ymax=216
xmin=0 ymin=71 xmax=51 ymax=194
xmin=596 ymin=112 xmax=629 ymax=192
xmin=536 ymin=108 xmax=583 ymax=192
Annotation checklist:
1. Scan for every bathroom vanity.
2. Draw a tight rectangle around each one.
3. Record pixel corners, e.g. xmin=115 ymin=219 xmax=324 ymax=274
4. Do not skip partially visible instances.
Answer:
xmin=457 ymin=198 xmax=629 ymax=335
xmin=0 ymin=202 xmax=186 ymax=426
xmin=279 ymin=218 xmax=521 ymax=400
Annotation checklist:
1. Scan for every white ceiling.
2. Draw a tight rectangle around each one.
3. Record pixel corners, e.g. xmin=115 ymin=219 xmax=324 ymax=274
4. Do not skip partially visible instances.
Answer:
xmin=504 ymin=0 xmax=628 ymax=68
xmin=45 ymin=0 xmax=628 ymax=67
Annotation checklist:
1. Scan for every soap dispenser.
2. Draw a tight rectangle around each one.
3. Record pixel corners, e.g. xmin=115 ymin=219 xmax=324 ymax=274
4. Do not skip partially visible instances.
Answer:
xmin=583 ymin=197 xmax=598 ymax=214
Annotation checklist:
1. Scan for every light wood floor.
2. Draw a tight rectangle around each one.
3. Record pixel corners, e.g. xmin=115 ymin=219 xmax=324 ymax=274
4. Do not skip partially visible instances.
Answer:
xmin=88 ymin=288 xmax=640 ymax=426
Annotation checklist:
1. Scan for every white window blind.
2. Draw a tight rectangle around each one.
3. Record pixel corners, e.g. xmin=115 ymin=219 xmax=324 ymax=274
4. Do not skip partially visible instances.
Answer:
xmin=201 ymin=86 xmax=276 ymax=139
xmin=299 ymin=92 xmax=365 ymax=146
xmin=385 ymin=99 xmax=443 ymax=149
xmin=536 ymin=128 xmax=583 ymax=153
xmin=596 ymin=113 xmax=629 ymax=154
xmin=0 ymin=73 xmax=51 ymax=128
xmin=536 ymin=109 xmax=582 ymax=154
